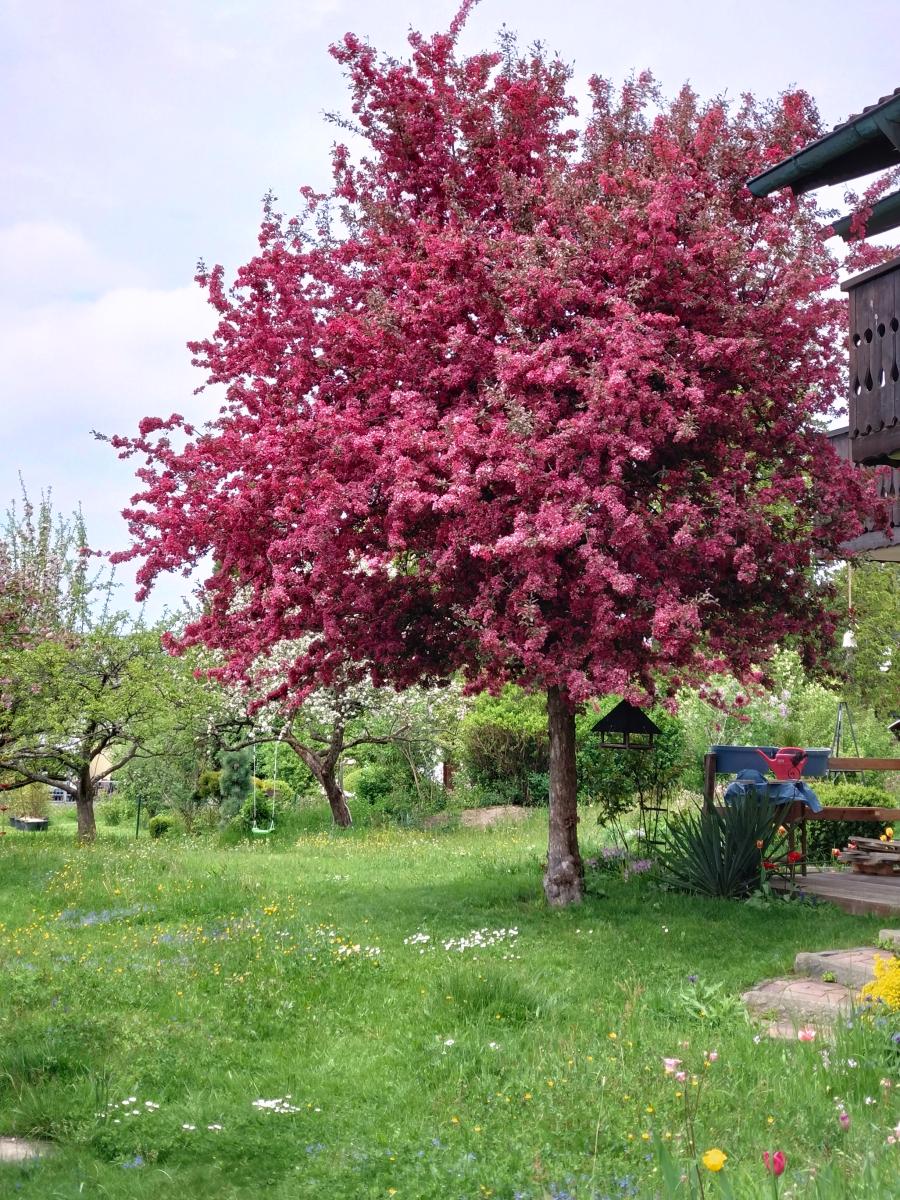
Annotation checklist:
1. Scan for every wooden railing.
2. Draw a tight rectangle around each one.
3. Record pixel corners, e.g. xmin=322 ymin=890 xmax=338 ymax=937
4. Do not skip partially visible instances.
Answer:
xmin=843 ymin=255 xmax=900 ymax=465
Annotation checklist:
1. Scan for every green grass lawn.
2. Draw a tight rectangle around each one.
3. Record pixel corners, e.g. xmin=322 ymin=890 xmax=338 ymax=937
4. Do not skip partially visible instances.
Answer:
xmin=1 ymin=808 xmax=898 ymax=1199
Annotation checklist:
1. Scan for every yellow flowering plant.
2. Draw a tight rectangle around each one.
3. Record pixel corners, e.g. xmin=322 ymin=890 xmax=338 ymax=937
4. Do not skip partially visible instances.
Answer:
xmin=860 ymin=955 xmax=900 ymax=1010
xmin=702 ymin=1147 xmax=727 ymax=1172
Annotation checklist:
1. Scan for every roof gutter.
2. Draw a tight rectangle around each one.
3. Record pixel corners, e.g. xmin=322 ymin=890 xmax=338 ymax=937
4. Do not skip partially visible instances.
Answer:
xmin=830 ymin=186 xmax=900 ymax=239
xmin=747 ymin=92 xmax=900 ymax=198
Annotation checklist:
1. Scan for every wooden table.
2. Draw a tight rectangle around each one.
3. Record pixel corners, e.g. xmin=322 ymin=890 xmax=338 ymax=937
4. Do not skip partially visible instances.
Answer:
xmin=703 ymin=753 xmax=900 ymax=876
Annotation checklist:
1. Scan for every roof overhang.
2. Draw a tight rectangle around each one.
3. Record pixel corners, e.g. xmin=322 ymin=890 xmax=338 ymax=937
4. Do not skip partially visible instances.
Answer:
xmin=747 ymin=91 xmax=900 ymax=198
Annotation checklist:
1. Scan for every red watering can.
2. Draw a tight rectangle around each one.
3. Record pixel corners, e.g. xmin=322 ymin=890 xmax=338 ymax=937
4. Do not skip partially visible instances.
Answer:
xmin=754 ymin=747 xmax=808 ymax=781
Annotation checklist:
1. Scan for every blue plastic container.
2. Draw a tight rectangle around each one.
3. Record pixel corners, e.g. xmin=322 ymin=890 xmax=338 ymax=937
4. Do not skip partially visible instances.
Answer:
xmin=710 ymin=745 xmax=830 ymax=778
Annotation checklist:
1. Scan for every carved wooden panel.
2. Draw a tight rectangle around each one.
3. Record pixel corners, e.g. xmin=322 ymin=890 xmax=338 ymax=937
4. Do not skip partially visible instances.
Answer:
xmin=846 ymin=256 xmax=900 ymax=464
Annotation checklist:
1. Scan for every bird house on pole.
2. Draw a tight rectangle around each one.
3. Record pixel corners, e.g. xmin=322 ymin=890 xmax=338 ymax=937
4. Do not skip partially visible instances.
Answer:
xmin=591 ymin=700 xmax=661 ymax=751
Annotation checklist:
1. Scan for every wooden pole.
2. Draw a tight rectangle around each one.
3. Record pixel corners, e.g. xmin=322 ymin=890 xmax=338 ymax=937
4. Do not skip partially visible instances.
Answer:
xmin=703 ymin=753 xmax=717 ymax=812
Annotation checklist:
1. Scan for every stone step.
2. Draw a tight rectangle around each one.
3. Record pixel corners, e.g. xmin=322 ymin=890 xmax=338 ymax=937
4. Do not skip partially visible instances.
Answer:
xmin=879 ymin=929 xmax=900 ymax=948
xmin=763 ymin=1019 xmax=831 ymax=1042
xmin=793 ymin=947 xmax=893 ymax=987
xmin=742 ymin=977 xmax=853 ymax=1023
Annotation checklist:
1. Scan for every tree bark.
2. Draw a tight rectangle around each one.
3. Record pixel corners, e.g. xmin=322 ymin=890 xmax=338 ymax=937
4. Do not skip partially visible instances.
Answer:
xmin=543 ymin=686 xmax=583 ymax=906
xmin=283 ymin=730 xmax=353 ymax=828
xmin=75 ymin=765 xmax=97 ymax=842
xmin=322 ymin=773 xmax=353 ymax=828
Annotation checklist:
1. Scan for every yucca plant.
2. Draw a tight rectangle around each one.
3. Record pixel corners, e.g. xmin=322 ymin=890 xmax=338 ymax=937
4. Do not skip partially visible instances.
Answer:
xmin=660 ymin=799 xmax=781 ymax=898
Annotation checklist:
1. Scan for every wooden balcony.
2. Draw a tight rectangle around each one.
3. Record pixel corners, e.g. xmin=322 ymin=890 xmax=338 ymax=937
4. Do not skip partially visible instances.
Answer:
xmin=844 ymin=254 xmax=900 ymax=465
xmin=829 ymin=426 xmax=900 ymax=560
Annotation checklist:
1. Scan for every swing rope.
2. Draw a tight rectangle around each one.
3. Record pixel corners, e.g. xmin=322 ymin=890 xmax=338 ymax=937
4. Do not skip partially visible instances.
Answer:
xmin=250 ymin=737 xmax=277 ymax=835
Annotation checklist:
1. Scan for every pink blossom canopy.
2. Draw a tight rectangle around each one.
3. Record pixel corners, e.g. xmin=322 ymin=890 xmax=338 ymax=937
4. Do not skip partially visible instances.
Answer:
xmin=111 ymin=9 xmax=880 ymax=707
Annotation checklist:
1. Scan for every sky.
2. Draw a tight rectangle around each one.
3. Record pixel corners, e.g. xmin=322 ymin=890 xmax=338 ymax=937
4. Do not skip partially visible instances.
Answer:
xmin=1 ymin=0 xmax=897 ymax=617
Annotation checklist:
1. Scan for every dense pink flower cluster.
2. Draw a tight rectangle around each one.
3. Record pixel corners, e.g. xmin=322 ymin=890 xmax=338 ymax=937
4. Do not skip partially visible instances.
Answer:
xmin=110 ymin=6 xmax=882 ymax=708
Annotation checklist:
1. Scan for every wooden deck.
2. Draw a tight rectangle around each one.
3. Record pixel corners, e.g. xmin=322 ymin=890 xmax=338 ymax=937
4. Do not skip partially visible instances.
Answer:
xmin=771 ymin=868 xmax=900 ymax=917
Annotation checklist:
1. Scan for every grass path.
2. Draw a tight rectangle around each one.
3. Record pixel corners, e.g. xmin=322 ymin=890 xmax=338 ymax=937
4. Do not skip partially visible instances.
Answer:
xmin=1 ymin=811 xmax=898 ymax=1197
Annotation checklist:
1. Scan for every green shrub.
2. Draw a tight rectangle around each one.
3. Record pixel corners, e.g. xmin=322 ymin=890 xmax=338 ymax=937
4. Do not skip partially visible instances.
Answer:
xmin=254 ymin=776 xmax=293 ymax=808
xmin=805 ymin=781 xmax=892 ymax=863
xmin=99 ymin=797 xmax=126 ymax=826
xmin=660 ymin=799 xmax=780 ymax=898
xmin=346 ymin=759 xmax=446 ymax=825
xmin=236 ymin=787 xmax=275 ymax=833
xmin=576 ymin=705 xmax=686 ymax=843
xmin=459 ymin=686 xmax=548 ymax=806
xmin=194 ymin=769 xmax=222 ymax=802
xmin=7 ymin=783 xmax=50 ymax=820
xmin=148 ymin=811 xmax=182 ymax=839
xmin=352 ymin=763 xmax=395 ymax=807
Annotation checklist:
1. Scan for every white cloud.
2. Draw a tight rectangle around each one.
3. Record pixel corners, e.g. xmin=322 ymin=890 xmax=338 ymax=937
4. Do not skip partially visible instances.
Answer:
xmin=0 ymin=281 xmax=217 ymax=434
xmin=0 ymin=220 xmax=134 ymax=302
xmin=0 ymin=274 xmax=222 ymax=617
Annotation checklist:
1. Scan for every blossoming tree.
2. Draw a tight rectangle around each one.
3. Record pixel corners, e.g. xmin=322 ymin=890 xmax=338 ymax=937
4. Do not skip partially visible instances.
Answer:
xmin=112 ymin=7 xmax=879 ymax=903
xmin=220 ymin=671 xmax=464 ymax=827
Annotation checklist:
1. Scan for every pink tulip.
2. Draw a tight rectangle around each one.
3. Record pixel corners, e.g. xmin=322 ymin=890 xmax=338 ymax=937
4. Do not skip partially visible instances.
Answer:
xmin=797 ymin=1026 xmax=816 ymax=1042
xmin=763 ymin=1150 xmax=786 ymax=1176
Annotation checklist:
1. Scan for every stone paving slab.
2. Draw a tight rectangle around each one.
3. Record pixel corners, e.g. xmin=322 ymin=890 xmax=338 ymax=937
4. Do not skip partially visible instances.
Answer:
xmin=764 ymin=1019 xmax=834 ymax=1041
xmin=0 ymin=1137 xmax=53 ymax=1163
xmin=879 ymin=929 xmax=900 ymax=948
xmin=793 ymin=947 xmax=893 ymax=986
xmin=742 ymin=977 xmax=853 ymax=1021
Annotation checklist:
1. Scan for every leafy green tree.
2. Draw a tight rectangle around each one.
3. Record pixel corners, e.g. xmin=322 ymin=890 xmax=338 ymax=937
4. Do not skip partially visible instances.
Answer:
xmin=0 ymin=486 xmax=94 ymax=650
xmin=833 ymin=562 xmax=899 ymax=721
xmin=677 ymin=647 xmax=898 ymax=792
xmin=0 ymin=618 xmax=207 ymax=840
xmin=0 ymin=490 xmax=222 ymax=841
xmin=116 ymin=726 xmax=208 ymax=832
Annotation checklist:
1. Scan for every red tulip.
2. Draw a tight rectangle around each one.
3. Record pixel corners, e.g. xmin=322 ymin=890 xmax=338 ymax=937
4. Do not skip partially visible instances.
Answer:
xmin=763 ymin=1150 xmax=786 ymax=1176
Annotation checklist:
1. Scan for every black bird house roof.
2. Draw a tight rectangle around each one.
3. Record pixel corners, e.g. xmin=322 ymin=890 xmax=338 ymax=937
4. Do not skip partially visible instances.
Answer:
xmin=591 ymin=700 xmax=661 ymax=736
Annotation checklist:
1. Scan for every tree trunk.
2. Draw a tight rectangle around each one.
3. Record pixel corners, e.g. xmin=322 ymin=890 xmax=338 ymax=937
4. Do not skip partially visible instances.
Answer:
xmin=283 ymin=730 xmax=353 ymax=828
xmin=322 ymin=772 xmax=353 ymax=828
xmin=543 ymin=686 xmax=583 ymax=906
xmin=76 ymin=767 xmax=97 ymax=843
